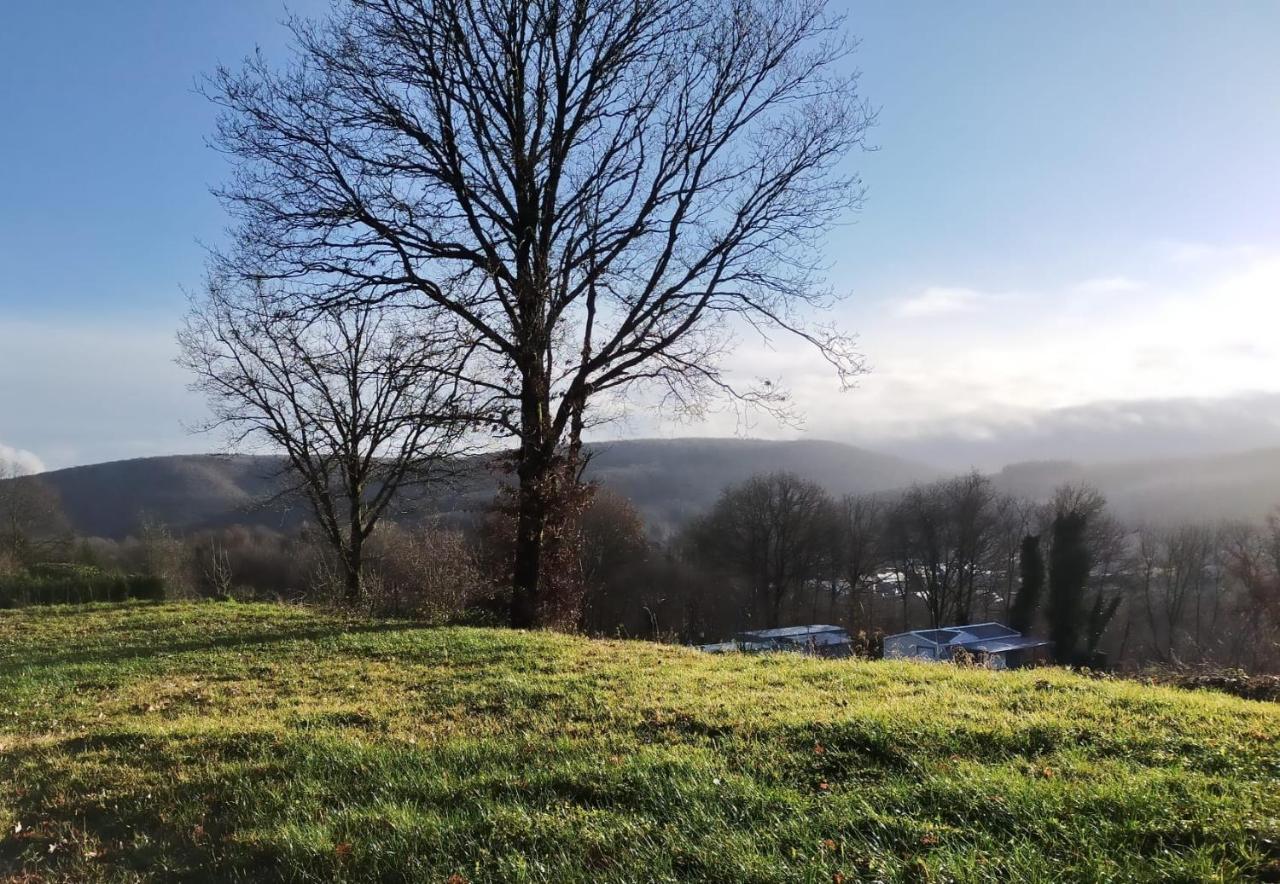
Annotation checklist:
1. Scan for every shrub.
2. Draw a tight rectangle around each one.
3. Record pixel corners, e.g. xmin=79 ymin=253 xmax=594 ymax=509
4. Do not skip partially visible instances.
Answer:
xmin=364 ymin=523 xmax=485 ymax=620
xmin=186 ymin=526 xmax=322 ymax=601
xmin=0 ymin=563 xmax=166 ymax=608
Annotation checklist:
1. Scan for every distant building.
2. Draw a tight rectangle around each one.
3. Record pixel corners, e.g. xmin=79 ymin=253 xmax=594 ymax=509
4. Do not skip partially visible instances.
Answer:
xmin=882 ymin=622 xmax=1049 ymax=670
xmin=697 ymin=625 xmax=853 ymax=658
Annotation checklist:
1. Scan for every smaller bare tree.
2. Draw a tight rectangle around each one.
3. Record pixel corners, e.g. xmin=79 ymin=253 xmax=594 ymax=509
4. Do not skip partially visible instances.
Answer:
xmin=1223 ymin=515 xmax=1280 ymax=669
xmin=686 ymin=471 xmax=832 ymax=628
xmin=179 ymin=282 xmax=476 ymax=604
xmin=0 ymin=461 xmax=70 ymax=567
xmin=834 ymin=493 xmax=882 ymax=629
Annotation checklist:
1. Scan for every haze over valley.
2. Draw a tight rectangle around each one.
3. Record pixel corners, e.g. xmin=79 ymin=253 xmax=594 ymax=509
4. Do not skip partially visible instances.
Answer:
xmin=20 ymin=436 xmax=1280 ymax=542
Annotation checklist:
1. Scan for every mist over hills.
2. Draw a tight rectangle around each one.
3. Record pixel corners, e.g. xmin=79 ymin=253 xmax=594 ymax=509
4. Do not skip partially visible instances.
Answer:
xmin=28 ymin=439 xmax=937 ymax=540
xmin=871 ymin=393 xmax=1280 ymax=472
xmin=993 ymin=447 xmax=1280 ymax=524
xmin=582 ymin=438 xmax=940 ymax=530
xmin=18 ymin=438 xmax=1280 ymax=540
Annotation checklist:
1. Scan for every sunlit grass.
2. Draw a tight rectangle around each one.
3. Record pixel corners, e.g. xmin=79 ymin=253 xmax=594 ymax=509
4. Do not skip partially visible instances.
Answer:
xmin=1 ymin=601 xmax=1277 ymax=881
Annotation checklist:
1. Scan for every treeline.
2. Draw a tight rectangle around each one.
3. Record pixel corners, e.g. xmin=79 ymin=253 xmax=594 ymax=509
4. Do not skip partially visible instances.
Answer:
xmin=0 ymin=461 xmax=631 ymax=624
xmin=4 ymin=460 xmax=1280 ymax=673
xmin=1 ymin=515 xmax=488 ymax=622
xmin=667 ymin=472 xmax=1280 ymax=673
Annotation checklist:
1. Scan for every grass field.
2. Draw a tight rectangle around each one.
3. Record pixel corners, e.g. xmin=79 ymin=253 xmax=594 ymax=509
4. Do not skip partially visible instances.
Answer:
xmin=1 ymin=602 xmax=1277 ymax=882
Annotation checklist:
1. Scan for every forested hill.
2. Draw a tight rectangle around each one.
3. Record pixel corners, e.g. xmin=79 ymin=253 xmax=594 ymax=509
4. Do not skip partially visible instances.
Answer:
xmin=27 ymin=438 xmax=938 ymax=540
xmin=20 ymin=439 xmax=1280 ymax=540
xmin=583 ymin=438 xmax=938 ymax=529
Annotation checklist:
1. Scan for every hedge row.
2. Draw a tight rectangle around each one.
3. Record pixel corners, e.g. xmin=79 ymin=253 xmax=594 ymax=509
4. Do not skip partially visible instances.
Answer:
xmin=0 ymin=564 xmax=165 ymax=608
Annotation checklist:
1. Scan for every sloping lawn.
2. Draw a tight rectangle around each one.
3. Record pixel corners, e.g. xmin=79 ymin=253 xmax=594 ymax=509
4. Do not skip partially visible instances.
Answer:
xmin=0 ymin=601 xmax=1277 ymax=882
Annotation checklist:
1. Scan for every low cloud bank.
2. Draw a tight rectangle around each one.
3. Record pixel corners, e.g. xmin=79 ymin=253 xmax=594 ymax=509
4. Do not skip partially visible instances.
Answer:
xmin=844 ymin=393 xmax=1280 ymax=471
xmin=0 ymin=443 xmax=46 ymax=475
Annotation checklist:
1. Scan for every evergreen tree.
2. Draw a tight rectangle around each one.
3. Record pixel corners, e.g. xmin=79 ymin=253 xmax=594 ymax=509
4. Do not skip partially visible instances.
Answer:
xmin=1048 ymin=510 xmax=1091 ymax=664
xmin=1009 ymin=534 xmax=1043 ymax=633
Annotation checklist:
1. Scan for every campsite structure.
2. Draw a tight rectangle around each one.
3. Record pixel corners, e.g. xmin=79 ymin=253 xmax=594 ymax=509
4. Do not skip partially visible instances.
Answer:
xmin=697 ymin=625 xmax=854 ymax=658
xmin=882 ymin=622 xmax=1049 ymax=669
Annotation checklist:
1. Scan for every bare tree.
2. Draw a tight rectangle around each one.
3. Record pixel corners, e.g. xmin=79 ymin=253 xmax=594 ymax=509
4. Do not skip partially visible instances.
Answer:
xmin=882 ymin=473 xmax=1001 ymax=629
xmin=365 ymin=522 xmax=485 ymax=618
xmin=574 ymin=489 xmax=652 ymax=631
xmin=179 ymin=282 xmax=475 ymax=603
xmin=946 ymin=472 xmax=1001 ymax=623
xmin=203 ymin=0 xmax=874 ymax=626
xmin=833 ymin=493 xmax=882 ymax=629
xmin=1225 ymin=514 xmax=1280 ymax=669
xmin=992 ymin=495 xmax=1038 ymax=621
xmin=686 ymin=471 xmax=832 ymax=627
xmin=133 ymin=518 xmax=193 ymax=596
xmin=1228 ymin=514 xmax=1280 ymax=630
xmin=0 ymin=461 xmax=69 ymax=567
xmin=1136 ymin=524 xmax=1214 ymax=664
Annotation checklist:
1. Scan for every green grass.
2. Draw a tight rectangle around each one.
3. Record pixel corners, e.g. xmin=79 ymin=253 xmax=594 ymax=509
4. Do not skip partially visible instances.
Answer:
xmin=0 ymin=602 xmax=1277 ymax=882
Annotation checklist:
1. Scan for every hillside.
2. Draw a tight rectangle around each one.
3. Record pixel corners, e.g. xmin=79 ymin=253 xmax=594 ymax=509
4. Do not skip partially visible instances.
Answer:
xmin=19 ymin=440 xmax=1280 ymax=540
xmin=25 ymin=454 xmax=293 ymax=539
xmin=27 ymin=439 xmax=938 ymax=539
xmin=584 ymin=438 xmax=937 ymax=530
xmin=2 ymin=602 xmax=1278 ymax=882
xmin=995 ymin=447 xmax=1280 ymax=523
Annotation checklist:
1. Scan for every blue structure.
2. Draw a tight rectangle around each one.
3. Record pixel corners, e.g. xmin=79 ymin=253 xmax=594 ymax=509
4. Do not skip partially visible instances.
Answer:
xmin=697 ymin=624 xmax=853 ymax=658
xmin=883 ymin=622 xmax=1050 ymax=669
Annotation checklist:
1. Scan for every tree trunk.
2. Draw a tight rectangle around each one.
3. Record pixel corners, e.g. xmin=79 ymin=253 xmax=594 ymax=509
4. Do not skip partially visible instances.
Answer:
xmin=867 ymin=580 xmax=876 ymax=634
xmin=342 ymin=537 xmax=363 ymax=605
xmin=511 ymin=479 xmax=548 ymax=628
xmin=511 ymin=372 xmax=552 ymax=628
xmin=507 ymin=305 xmax=552 ymax=623
xmin=344 ymin=564 xmax=362 ymax=605
xmin=344 ymin=490 xmax=365 ymax=605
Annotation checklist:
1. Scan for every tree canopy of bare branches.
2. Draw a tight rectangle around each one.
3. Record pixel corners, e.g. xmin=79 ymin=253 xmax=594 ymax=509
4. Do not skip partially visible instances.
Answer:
xmin=179 ymin=282 xmax=475 ymax=602
xmin=203 ymin=0 xmax=874 ymax=626
xmin=882 ymin=473 xmax=1003 ymax=629
xmin=0 ymin=461 xmax=69 ymax=568
xmin=686 ymin=471 xmax=833 ymax=628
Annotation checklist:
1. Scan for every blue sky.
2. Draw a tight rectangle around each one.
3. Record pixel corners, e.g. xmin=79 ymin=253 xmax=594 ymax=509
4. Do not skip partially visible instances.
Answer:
xmin=3 ymin=1 xmax=1280 ymax=470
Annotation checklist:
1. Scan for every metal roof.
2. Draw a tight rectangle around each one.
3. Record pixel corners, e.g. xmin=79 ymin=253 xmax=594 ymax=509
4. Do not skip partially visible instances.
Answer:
xmin=962 ymin=637 xmax=1051 ymax=654
xmin=737 ymin=625 xmax=848 ymax=640
xmin=806 ymin=631 xmax=854 ymax=646
xmin=886 ymin=622 xmax=1042 ymax=650
xmin=957 ymin=622 xmax=1019 ymax=639
xmin=913 ymin=629 xmax=961 ymax=645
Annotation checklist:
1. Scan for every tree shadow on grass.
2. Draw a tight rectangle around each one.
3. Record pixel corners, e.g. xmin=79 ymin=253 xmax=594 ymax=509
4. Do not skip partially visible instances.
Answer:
xmin=0 ymin=728 xmax=351 ymax=882
xmin=0 ymin=620 xmax=427 ymax=675
xmin=0 ymin=729 xmax=826 ymax=882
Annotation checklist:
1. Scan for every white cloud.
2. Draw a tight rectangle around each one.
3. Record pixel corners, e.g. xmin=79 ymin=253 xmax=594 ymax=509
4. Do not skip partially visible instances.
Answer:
xmin=1071 ymin=275 xmax=1144 ymax=295
xmin=616 ymin=246 xmax=1280 ymax=463
xmin=873 ymin=250 xmax=1280 ymax=416
xmin=1156 ymin=240 xmax=1264 ymax=266
xmin=893 ymin=286 xmax=988 ymax=318
xmin=0 ymin=443 xmax=46 ymax=475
